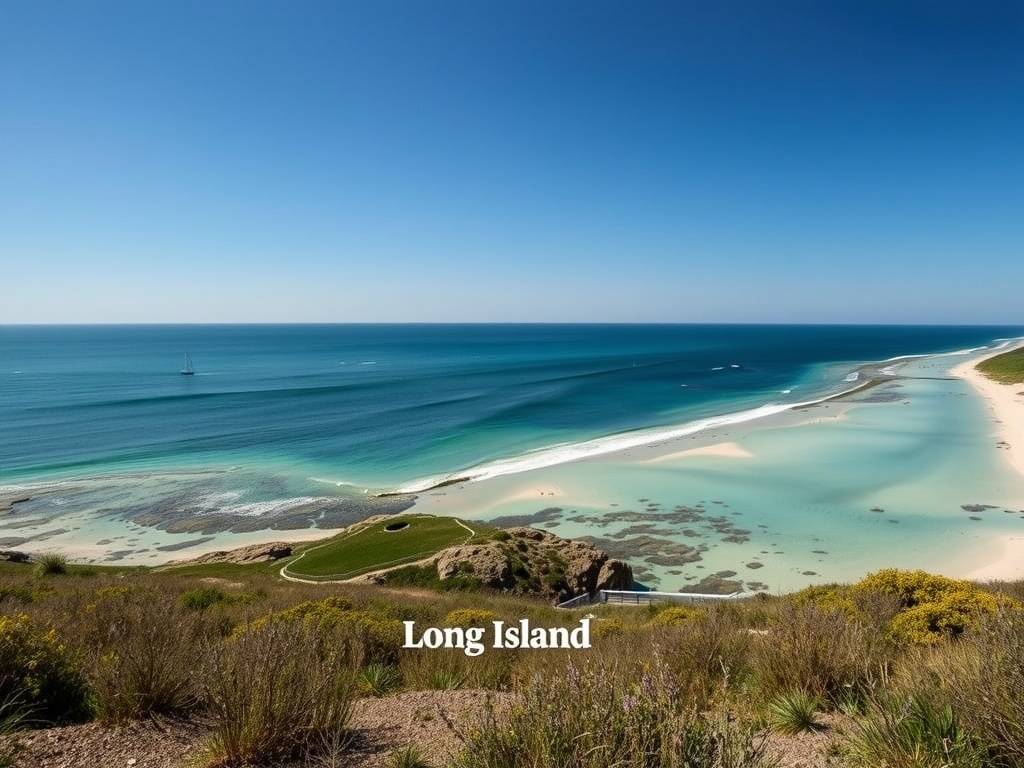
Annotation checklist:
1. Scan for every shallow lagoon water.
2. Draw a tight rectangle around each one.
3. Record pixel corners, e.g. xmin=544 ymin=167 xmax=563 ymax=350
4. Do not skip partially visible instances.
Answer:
xmin=416 ymin=355 xmax=1024 ymax=592
xmin=2 ymin=325 xmax=1022 ymax=583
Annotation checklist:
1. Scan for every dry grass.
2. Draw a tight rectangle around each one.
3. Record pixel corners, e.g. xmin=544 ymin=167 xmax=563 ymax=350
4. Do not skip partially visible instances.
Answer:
xmin=199 ymin=618 xmax=360 ymax=767
xmin=0 ymin=565 xmax=1022 ymax=766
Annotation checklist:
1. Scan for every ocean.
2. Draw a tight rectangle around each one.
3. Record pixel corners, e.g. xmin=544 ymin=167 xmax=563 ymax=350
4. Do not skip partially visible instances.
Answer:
xmin=2 ymin=324 xmax=1023 ymax=584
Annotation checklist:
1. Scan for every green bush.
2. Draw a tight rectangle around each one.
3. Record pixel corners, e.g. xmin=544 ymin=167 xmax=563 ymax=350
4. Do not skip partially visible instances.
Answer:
xmin=0 ymin=614 xmax=90 ymax=723
xmin=180 ymin=586 xmax=231 ymax=610
xmin=387 ymin=745 xmax=431 ymax=768
xmin=359 ymin=663 xmax=400 ymax=696
xmin=33 ymin=553 xmax=68 ymax=577
xmin=766 ymin=690 xmax=821 ymax=734
xmin=843 ymin=693 xmax=987 ymax=768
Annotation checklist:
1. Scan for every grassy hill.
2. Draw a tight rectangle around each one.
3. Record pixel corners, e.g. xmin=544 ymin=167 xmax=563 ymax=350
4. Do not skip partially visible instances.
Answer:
xmin=977 ymin=346 xmax=1024 ymax=384
xmin=283 ymin=514 xmax=477 ymax=580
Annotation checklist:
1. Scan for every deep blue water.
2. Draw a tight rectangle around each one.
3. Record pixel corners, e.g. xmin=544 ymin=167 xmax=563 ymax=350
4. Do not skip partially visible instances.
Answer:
xmin=2 ymin=324 xmax=1020 ymax=488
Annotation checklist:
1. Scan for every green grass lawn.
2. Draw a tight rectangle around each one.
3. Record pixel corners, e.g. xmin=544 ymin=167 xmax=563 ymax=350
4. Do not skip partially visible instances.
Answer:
xmin=977 ymin=347 xmax=1024 ymax=385
xmin=283 ymin=514 xmax=474 ymax=580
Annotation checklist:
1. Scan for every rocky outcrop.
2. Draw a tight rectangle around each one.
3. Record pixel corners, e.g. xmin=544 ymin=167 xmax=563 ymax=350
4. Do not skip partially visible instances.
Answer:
xmin=179 ymin=541 xmax=293 ymax=565
xmin=435 ymin=544 xmax=512 ymax=587
xmin=422 ymin=526 xmax=633 ymax=602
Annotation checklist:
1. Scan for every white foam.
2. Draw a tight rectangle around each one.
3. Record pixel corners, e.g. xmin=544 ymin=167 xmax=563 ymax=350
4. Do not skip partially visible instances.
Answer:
xmin=396 ymin=381 xmax=869 ymax=493
xmin=197 ymin=496 xmax=326 ymax=517
xmin=310 ymin=477 xmax=357 ymax=488
xmin=845 ymin=371 xmax=860 ymax=382
xmin=712 ymin=366 xmax=724 ymax=371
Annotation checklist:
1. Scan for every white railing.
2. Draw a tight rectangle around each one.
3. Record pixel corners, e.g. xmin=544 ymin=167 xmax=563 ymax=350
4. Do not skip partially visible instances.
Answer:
xmin=557 ymin=589 xmax=745 ymax=609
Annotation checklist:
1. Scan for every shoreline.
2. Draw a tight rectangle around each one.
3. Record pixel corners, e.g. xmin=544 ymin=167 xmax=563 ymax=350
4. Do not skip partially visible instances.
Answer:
xmin=951 ymin=343 xmax=1024 ymax=479
xmin=397 ymin=366 xmax=891 ymax=494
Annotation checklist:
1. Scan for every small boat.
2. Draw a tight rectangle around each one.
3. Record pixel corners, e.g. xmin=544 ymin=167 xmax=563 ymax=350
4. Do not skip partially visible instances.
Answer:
xmin=180 ymin=353 xmax=195 ymax=376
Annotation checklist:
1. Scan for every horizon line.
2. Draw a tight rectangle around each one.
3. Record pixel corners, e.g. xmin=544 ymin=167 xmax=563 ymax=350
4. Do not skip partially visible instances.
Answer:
xmin=2 ymin=321 xmax=1022 ymax=328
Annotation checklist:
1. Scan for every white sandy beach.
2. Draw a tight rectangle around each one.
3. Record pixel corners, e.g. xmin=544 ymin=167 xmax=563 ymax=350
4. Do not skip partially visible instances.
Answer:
xmin=953 ymin=344 xmax=1024 ymax=581
xmin=952 ymin=345 xmax=1024 ymax=479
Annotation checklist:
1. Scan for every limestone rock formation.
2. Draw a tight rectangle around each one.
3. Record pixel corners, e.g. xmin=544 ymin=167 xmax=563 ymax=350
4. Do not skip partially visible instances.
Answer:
xmin=179 ymin=541 xmax=293 ymax=565
xmin=427 ymin=526 xmax=633 ymax=602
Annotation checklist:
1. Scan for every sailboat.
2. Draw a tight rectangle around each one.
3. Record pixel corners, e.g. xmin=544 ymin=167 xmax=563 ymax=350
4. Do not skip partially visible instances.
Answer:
xmin=180 ymin=353 xmax=195 ymax=376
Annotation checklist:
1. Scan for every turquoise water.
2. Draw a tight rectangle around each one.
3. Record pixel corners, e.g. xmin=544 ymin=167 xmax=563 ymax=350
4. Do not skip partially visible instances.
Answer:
xmin=416 ymin=353 xmax=1024 ymax=591
xmin=2 ymin=324 xmax=1022 ymax=576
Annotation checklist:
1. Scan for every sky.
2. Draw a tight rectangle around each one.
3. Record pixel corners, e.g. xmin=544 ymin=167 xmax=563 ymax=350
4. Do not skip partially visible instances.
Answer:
xmin=1 ymin=1 xmax=1022 ymax=324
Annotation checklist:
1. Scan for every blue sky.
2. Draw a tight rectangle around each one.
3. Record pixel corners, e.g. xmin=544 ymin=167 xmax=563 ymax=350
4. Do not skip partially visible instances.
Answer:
xmin=1 ymin=1 xmax=1022 ymax=323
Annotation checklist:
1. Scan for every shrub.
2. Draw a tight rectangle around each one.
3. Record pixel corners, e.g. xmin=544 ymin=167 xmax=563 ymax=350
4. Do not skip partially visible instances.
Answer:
xmin=843 ymin=693 xmax=987 ymax=768
xmin=252 ymin=599 xmax=403 ymax=664
xmin=887 ymin=590 xmax=1003 ymax=646
xmin=751 ymin=601 xmax=889 ymax=703
xmin=200 ymin=619 xmax=359 ymax=767
xmin=180 ymin=587 xmax=230 ymax=611
xmin=766 ymin=691 xmax=821 ymax=734
xmin=33 ymin=553 xmax=68 ymax=577
xmin=453 ymin=659 xmax=769 ymax=768
xmin=387 ymin=746 xmax=431 ymax=768
xmin=658 ymin=607 xmax=751 ymax=706
xmin=360 ymin=663 xmax=400 ymax=696
xmin=444 ymin=609 xmax=497 ymax=628
xmin=0 ymin=614 xmax=89 ymax=723
xmin=935 ymin=610 xmax=1024 ymax=764
xmin=591 ymin=617 xmax=625 ymax=639
xmin=82 ymin=588 xmax=207 ymax=722
xmin=855 ymin=569 xmax=1010 ymax=645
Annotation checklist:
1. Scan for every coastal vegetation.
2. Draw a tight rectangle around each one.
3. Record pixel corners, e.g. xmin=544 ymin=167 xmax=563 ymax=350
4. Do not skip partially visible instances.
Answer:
xmin=0 ymin=556 xmax=1023 ymax=767
xmin=977 ymin=347 xmax=1024 ymax=384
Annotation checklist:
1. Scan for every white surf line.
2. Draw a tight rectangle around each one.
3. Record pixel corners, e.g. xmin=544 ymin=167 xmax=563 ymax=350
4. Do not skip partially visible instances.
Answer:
xmin=279 ymin=514 xmax=475 ymax=584
xmin=396 ymin=381 xmax=878 ymax=493
xmin=395 ymin=337 xmax=1024 ymax=494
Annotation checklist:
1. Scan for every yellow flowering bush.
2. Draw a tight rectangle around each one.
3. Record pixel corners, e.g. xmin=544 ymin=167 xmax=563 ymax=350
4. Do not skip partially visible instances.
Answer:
xmin=0 ymin=614 xmax=90 ymax=722
xmin=590 ymin=617 xmax=626 ymax=639
xmin=244 ymin=598 xmax=402 ymax=663
xmin=855 ymin=569 xmax=1012 ymax=645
